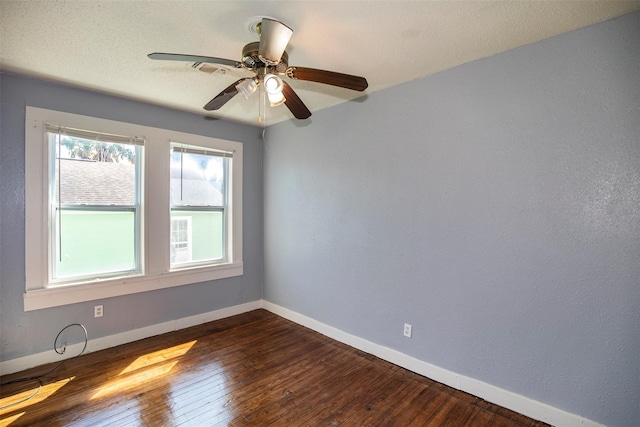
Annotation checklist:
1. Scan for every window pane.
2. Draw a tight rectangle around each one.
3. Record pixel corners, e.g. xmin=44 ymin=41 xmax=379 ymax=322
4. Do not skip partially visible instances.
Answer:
xmin=171 ymin=151 xmax=225 ymax=206
xmin=54 ymin=136 xmax=137 ymax=206
xmin=170 ymin=210 xmax=223 ymax=265
xmin=54 ymin=210 xmax=136 ymax=279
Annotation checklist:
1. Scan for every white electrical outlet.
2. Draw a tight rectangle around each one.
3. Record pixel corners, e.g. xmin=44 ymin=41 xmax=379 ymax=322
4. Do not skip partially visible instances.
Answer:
xmin=403 ymin=323 xmax=412 ymax=338
xmin=94 ymin=305 xmax=103 ymax=318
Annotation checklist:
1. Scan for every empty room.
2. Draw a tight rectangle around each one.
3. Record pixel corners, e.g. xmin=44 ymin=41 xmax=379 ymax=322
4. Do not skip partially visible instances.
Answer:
xmin=1 ymin=2 xmax=639 ymax=426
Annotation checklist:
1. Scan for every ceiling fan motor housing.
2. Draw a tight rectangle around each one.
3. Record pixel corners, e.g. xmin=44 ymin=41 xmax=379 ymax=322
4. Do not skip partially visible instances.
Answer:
xmin=242 ymin=42 xmax=289 ymax=74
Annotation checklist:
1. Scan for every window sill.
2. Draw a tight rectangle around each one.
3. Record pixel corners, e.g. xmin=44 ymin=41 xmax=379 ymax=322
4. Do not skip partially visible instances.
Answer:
xmin=23 ymin=263 xmax=243 ymax=311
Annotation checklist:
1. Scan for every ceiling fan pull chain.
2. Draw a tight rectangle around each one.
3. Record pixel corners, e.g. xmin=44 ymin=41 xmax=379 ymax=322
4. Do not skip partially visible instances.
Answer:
xmin=258 ymin=85 xmax=264 ymax=125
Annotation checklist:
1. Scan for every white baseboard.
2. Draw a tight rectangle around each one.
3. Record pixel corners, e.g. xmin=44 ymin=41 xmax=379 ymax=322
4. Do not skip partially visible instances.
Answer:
xmin=0 ymin=300 xmax=262 ymax=376
xmin=261 ymin=300 xmax=605 ymax=427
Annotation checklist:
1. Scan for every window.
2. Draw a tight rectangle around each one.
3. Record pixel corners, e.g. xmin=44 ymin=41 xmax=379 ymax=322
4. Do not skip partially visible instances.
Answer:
xmin=25 ymin=107 xmax=243 ymax=310
xmin=48 ymin=128 xmax=143 ymax=283
xmin=170 ymin=145 xmax=231 ymax=268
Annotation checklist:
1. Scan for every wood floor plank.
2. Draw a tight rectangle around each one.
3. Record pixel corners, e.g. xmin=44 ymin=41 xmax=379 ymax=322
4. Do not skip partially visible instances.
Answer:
xmin=188 ymin=344 xmax=360 ymax=425
xmin=333 ymin=372 xmax=425 ymax=426
xmin=175 ymin=351 xmax=341 ymax=425
xmin=234 ymin=359 xmax=384 ymax=425
xmin=1 ymin=310 xmax=549 ymax=427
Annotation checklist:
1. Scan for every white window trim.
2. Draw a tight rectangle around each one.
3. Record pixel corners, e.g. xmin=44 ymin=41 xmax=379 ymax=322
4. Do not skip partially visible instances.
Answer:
xmin=24 ymin=107 xmax=243 ymax=311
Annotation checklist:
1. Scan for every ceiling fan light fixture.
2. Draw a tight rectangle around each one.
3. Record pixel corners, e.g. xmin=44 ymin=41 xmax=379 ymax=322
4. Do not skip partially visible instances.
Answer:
xmin=264 ymin=73 xmax=286 ymax=106
xmin=267 ymin=91 xmax=286 ymax=107
xmin=236 ymin=78 xmax=258 ymax=99
xmin=258 ymin=18 xmax=293 ymax=65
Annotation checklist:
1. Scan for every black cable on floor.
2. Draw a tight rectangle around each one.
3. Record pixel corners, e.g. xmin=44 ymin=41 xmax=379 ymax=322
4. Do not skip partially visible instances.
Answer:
xmin=0 ymin=323 xmax=88 ymax=411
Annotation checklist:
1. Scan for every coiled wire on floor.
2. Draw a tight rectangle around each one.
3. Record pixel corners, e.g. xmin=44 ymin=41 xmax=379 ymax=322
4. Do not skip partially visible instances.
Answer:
xmin=0 ymin=323 xmax=88 ymax=411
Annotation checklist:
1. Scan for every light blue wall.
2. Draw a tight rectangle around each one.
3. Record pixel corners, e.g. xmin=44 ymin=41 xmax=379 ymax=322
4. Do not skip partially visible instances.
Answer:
xmin=0 ymin=74 xmax=263 ymax=360
xmin=264 ymin=12 xmax=640 ymax=427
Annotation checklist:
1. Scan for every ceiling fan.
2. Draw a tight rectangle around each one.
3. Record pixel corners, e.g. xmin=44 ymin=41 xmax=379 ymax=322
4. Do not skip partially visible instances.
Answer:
xmin=148 ymin=17 xmax=368 ymax=121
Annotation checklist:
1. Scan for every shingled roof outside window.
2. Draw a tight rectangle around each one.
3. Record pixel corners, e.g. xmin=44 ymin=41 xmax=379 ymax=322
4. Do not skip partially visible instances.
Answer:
xmin=57 ymin=158 xmax=136 ymax=205
xmin=57 ymin=158 xmax=223 ymax=206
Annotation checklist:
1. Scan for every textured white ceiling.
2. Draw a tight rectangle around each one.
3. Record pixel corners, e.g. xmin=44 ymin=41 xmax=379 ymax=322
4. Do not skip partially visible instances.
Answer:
xmin=2 ymin=1 xmax=639 ymax=126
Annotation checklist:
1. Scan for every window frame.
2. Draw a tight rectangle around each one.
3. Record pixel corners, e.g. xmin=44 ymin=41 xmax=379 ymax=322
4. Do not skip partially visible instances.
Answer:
xmin=24 ymin=107 xmax=243 ymax=311
xmin=49 ymin=132 xmax=144 ymax=284
xmin=169 ymin=143 xmax=230 ymax=269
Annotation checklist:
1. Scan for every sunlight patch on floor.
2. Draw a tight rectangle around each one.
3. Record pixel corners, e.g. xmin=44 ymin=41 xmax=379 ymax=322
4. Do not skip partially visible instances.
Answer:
xmin=0 ymin=377 xmax=74 ymax=424
xmin=119 ymin=340 xmax=197 ymax=375
xmin=91 ymin=340 xmax=197 ymax=400
xmin=0 ymin=412 xmax=25 ymax=427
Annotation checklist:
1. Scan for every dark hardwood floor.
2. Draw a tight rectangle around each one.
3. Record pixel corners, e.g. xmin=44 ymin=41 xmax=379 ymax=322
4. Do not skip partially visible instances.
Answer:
xmin=1 ymin=309 xmax=549 ymax=426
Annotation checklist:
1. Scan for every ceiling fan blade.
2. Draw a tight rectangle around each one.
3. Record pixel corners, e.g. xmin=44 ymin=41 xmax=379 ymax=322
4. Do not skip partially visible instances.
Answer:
xmin=148 ymin=53 xmax=241 ymax=68
xmin=203 ymin=78 xmax=246 ymax=111
xmin=258 ymin=18 xmax=293 ymax=65
xmin=287 ymin=67 xmax=368 ymax=91
xmin=282 ymin=82 xmax=312 ymax=120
